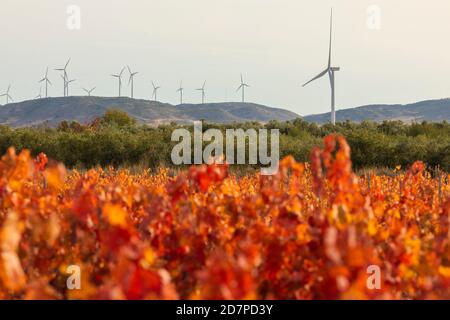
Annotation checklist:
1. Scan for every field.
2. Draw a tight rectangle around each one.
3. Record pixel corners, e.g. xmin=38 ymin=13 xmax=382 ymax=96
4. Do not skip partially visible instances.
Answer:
xmin=0 ymin=134 xmax=449 ymax=299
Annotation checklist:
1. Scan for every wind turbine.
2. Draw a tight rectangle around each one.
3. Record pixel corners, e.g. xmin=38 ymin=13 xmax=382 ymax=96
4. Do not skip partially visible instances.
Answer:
xmin=237 ymin=74 xmax=250 ymax=103
xmin=55 ymin=58 xmax=71 ymax=97
xmin=35 ymin=86 xmax=42 ymax=99
xmin=196 ymin=81 xmax=206 ymax=104
xmin=176 ymin=81 xmax=184 ymax=104
xmin=0 ymin=85 xmax=13 ymax=104
xmin=111 ymin=67 xmax=125 ymax=97
xmin=83 ymin=87 xmax=96 ymax=96
xmin=302 ymin=8 xmax=340 ymax=125
xmin=66 ymin=78 xmax=76 ymax=96
xmin=152 ymin=81 xmax=161 ymax=101
xmin=39 ymin=67 xmax=52 ymax=98
xmin=127 ymin=66 xmax=138 ymax=98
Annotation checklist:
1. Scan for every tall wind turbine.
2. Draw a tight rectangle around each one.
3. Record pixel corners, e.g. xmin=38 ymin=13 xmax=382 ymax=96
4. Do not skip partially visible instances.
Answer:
xmin=111 ymin=67 xmax=125 ymax=97
xmin=176 ymin=81 xmax=184 ymax=104
xmin=152 ymin=81 xmax=161 ymax=101
xmin=39 ymin=67 xmax=52 ymax=98
xmin=66 ymin=78 xmax=76 ymax=96
xmin=83 ymin=87 xmax=96 ymax=96
xmin=196 ymin=81 xmax=206 ymax=104
xmin=55 ymin=58 xmax=71 ymax=97
xmin=127 ymin=66 xmax=138 ymax=98
xmin=0 ymin=85 xmax=13 ymax=104
xmin=35 ymin=86 xmax=42 ymax=99
xmin=237 ymin=74 xmax=250 ymax=103
xmin=302 ymin=9 xmax=340 ymax=125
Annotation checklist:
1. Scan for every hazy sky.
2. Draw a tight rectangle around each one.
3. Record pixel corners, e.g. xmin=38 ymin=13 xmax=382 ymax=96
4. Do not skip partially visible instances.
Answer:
xmin=1 ymin=0 xmax=450 ymax=115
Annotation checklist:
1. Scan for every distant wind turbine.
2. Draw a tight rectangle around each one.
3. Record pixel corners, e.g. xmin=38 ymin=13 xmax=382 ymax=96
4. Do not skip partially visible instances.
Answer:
xmin=302 ymin=8 xmax=340 ymax=125
xmin=237 ymin=74 xmax=250 ymax=103
xmin=66 ymin=78 xmax=76 ymax=96
xmin=127 ymin=66 xmax=138 ymax=98
xmin=196 ymin=81 xmax=206 ymax=104
xmin=55 ymin=58 xmax=71 ymax=97
xmin=0 ymin=85 xmax=13 ymax=104
xmin=35 ymin=86 xmax=42 ymax=99
xmin=152 ymin=81 xmax=161 ymax=101
xmin=39 ymin=67 xmax=52 ymax=98
xmin=176 ymin=81 xmax=184 ymax=104
xmin=83 ymin=87 xmax=96 ymax=96
xmin=111 ymin=67 xmax=125 ymax=97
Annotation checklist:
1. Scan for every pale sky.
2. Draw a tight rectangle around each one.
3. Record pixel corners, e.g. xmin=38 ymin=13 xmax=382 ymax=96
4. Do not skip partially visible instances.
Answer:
xmin=1 ymin=0 xmax=450 ymax=115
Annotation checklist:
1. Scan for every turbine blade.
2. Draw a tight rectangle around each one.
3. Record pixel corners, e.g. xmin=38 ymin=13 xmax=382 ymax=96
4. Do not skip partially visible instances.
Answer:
xmin=127 ymin=65 xmax=132 ymax=74
xmin=65 ymin=58 xmax=71 ymax=69
xmin=302 ymin=69 xmax=328 ymax=87
xmin=237 ymin=84 xmax=243 ymax=92
xmin=328 ymin=8 xmax=333 ymax=68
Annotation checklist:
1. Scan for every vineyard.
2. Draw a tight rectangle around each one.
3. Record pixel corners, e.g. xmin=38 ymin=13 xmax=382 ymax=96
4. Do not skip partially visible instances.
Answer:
xmin=0 ymin=134 xmax=449 ymax=299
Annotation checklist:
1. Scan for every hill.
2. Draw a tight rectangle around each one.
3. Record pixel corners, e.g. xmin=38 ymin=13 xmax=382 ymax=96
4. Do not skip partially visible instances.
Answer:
xmin=304 ymin=99 xmax=450 ymax=124
xmin=0 ymin=97 xmax=299 ymax=127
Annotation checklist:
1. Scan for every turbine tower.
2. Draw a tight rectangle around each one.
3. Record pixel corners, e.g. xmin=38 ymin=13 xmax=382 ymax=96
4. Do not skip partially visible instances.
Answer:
xmin=152 ymin=81 xmax=161 ymax=101
xmin=127 ymin=66 xmax=138 ymax=98
xmin=176 ymin=81 xmax=184 ymax=104
xmin=111 ymin=67 xmax=125 ymax=97
xmin=55 ymin=58 xmax=71 ymax=97
xmin=83 ymin=87 xmax=96 ymax=96
xmin=35 ymin=86 xmax=42 ymax=99
xmin=0 ymin=85 xmax=13 ymax=104
xmin=237 ymin=74 xmax=250 ymax=103
xmin=39 ymin=67 xmax=52 ymax=98
xmin=66 ymin=78 xmax=76 ymax=96
xmin=196 ymin=81 xmax=206 ymax=104
xmin=302 ymin=8 xmax=340 ymax=125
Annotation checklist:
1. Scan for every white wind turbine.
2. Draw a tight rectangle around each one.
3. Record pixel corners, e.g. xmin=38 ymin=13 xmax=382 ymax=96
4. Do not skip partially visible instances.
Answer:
xmin=65 ymin=78 xmax=76 ymax=96
xmin=302 ymin=9 xmax=340 ymax=125
xmin=237 ymin=74 xmax=250 ymax=103
xmin=39 ymin=67 xmax=52 ymax=98
xmin=55 ymin=58 xmax=71 ymax=97
xmin=35 ymin=86 xmax=42 ymax=99
xmin=152 ymin=81 xmax=161 ymax=101
xmin=83 ymin=87 xmax=96 ymax=96
xmin=176 ymin=81 xmax=184 ymax=104
xmin=127 ymin=66 xmax=138 ymax=98
xmin=0 ymin=85 xmax=13 ymax=104
xmin=196 ymin=81 xmax=206 ymax=104
xmin=111 ymin=67 xmax=125 ymax=97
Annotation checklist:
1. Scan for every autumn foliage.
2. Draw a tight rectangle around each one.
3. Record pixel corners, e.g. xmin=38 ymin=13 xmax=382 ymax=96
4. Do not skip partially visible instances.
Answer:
xmin=0 ymin=135 xmax=449 ymax=300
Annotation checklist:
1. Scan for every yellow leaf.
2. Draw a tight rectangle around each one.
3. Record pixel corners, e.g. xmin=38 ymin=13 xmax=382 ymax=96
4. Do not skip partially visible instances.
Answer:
xmin=102 ymin=203 xmax=127 ymax=227
xmin=439 ymin=266 xmax=450 ymax=278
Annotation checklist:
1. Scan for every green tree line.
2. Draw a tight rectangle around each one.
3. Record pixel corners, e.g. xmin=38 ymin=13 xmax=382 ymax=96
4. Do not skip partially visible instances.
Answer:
xmin=0 ymin=109 xmax=448 ymax=171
